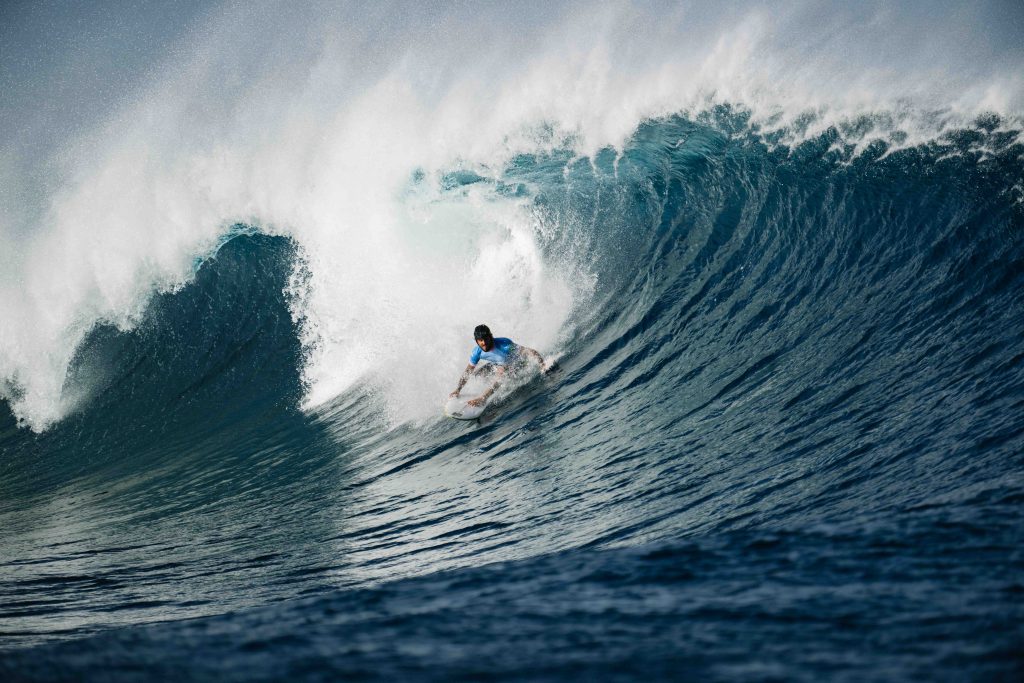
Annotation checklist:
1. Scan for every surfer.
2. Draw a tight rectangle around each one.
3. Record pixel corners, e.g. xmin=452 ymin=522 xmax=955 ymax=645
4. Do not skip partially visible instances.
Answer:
xmin=450 ymin=324 xmax=546 ymax=407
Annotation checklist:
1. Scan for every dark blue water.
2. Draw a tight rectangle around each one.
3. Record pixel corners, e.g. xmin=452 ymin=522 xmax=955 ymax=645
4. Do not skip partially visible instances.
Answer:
xmin=2 ymin=114 xmax=1023 ymax=681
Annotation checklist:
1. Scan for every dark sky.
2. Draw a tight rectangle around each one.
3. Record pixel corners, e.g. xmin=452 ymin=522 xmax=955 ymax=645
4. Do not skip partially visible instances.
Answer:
xmin=1 ymin=0 xmax=210 ymax=234
xmin=1 ymin=1 xmax=208 ymax=138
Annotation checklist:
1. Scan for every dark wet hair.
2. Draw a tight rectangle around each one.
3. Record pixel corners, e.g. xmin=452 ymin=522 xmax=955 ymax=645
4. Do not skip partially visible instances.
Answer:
xmin=474 ymin=324 xmax=494 ymax=350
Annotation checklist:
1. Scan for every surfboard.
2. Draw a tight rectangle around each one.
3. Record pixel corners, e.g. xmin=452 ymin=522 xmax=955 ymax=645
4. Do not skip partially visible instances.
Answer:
xmin=445 ymin=395 xmax=486 ymax=420
xmin=445 ymin=354 xmax=560 ymax=421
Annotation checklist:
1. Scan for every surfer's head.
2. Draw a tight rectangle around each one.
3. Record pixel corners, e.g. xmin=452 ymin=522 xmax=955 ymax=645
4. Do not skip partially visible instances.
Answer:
xmin=474 ymin=324 xmax=494 ymax=351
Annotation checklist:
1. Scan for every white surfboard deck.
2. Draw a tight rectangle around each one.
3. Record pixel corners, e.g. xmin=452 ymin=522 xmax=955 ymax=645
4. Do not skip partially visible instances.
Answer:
xmin=445 ymin=395 xmax=486 ymax=420
xmin=444 ymin=364 xmax=495 ymax=420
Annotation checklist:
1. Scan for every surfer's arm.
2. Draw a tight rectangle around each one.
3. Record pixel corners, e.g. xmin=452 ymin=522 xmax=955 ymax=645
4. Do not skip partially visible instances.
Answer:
xmin=450 ymin=364 xmax=477 ymax=397
xmin=517 ymin=344 xmax=557 ymax=374
xmin=470 ymin=366 xmax=505 ymax=406
xmin=517 ymin=345 xmax=545 ymax=366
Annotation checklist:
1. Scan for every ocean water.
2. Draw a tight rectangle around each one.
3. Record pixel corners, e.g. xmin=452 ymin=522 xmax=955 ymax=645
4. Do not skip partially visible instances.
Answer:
xmin=2 ymin=2 xmax=1023 ymax=680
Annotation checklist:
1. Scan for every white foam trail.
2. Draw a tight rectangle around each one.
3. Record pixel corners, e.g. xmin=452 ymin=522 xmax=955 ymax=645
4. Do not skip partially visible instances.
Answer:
xmin=1 ymin=0 xmax=1021 ymax=430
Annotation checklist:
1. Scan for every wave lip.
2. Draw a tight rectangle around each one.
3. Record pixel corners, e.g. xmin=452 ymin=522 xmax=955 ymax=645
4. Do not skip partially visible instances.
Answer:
xmin=4 ymin=1 xmax=1024 ymax=431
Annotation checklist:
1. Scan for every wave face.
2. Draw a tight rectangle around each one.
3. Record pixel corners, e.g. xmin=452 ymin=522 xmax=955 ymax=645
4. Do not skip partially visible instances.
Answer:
xmin=2 ymin=2 xmax=1024 ymax=680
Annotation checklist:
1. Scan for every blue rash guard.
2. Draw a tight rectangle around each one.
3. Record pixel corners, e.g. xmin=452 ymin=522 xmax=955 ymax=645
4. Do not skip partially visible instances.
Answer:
xmin=470 ymin=337 xmax=518 ymax=366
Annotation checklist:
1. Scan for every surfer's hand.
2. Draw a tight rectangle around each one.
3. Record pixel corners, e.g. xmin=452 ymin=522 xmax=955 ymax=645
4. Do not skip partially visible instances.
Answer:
xmin=449 ymin=390 xmax=460 ymax=398
xmin=468 ymin=397 xmax=485 ymax=407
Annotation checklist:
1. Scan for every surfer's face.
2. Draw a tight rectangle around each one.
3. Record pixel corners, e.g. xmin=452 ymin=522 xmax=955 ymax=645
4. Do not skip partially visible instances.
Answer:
xmin=476 ymin=337 xmax=492 ymax=351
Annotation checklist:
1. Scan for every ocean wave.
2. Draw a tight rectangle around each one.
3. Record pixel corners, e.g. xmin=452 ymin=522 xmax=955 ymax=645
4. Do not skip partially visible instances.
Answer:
xmin=1 ymin=3 xmax=1023 ymax=678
